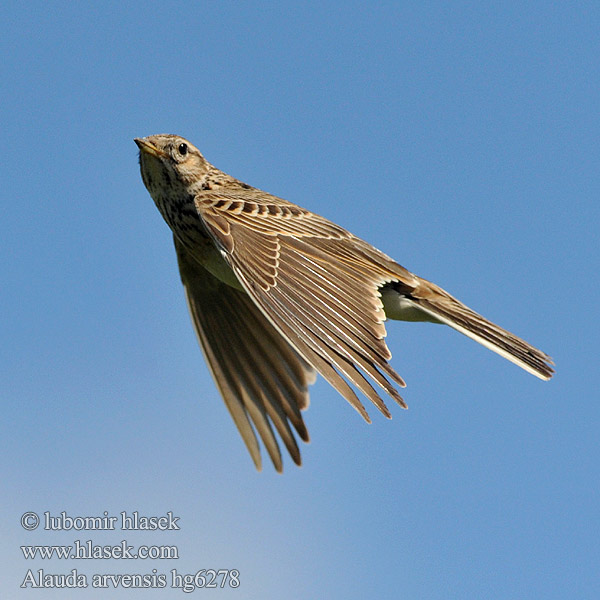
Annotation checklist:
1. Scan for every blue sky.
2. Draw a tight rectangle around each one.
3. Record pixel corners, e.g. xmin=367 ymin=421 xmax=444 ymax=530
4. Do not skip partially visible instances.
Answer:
xmin=1 ymin=2 xmax=598 ymax=598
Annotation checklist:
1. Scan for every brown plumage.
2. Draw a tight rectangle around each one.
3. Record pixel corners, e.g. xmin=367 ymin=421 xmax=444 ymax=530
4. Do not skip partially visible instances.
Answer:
xmin=135 ymin=134 xmax=554 ymax=472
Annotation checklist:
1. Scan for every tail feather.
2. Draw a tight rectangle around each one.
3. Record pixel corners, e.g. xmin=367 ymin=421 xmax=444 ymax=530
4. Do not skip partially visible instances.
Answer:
xmin=402 ymin=281 xmax=554 ymax=380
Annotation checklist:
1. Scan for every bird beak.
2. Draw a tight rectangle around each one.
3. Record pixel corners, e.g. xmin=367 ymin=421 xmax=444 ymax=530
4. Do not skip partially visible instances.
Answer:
xmin=134 ymin=137 xmax=167 ymax=158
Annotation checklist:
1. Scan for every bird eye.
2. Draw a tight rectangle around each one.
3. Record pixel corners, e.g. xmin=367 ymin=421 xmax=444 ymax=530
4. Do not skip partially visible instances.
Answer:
xmin=178 ymin=143 xmax=188 ymax=156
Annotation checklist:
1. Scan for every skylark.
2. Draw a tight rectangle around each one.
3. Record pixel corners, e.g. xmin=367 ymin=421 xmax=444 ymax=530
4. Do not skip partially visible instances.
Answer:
xmin=135 ymin=134 xmax=553 ymax=471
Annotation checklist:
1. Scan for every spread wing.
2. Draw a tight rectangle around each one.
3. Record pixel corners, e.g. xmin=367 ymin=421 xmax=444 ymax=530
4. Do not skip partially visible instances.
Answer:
xmin=193 ymin=189 xmax=418 ymax=421
xmin=175 ymin=237 xmax=316 ymax=472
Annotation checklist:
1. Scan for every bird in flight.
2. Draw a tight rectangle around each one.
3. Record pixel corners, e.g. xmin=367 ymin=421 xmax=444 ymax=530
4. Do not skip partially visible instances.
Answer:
xmin=135 ymin=134 xmax=553 ymax=472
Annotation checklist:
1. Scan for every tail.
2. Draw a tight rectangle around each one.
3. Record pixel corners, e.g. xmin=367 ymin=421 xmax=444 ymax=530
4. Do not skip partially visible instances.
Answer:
xmin=389 ymin=279 xmax=554 ymax=380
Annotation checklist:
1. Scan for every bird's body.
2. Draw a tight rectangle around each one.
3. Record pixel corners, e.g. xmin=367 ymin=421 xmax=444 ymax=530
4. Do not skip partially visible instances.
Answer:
xmin=135 ymin=134 xmax=553 ymax=471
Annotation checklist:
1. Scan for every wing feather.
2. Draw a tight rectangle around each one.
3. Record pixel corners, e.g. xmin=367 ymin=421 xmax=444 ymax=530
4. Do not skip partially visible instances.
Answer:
xmin=194 ymin=190 xmax=410 ymax=419
xmin=175 ymin=237 xmax=315 ymax=471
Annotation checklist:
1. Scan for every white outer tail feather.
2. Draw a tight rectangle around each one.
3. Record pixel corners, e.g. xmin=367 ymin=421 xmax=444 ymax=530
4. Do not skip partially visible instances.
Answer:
xmin=400 ymin=297 xmax=552 ymax=381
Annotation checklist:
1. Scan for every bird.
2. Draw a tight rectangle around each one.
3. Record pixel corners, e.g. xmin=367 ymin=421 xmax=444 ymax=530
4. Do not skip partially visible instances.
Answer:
xmin=134 ymin=134 xmax=553 ymax=472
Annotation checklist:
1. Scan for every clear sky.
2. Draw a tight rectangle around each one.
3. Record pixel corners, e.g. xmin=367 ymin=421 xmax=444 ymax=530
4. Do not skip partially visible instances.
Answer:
xmin=2 ymin=2 xmax=598 ymax=598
